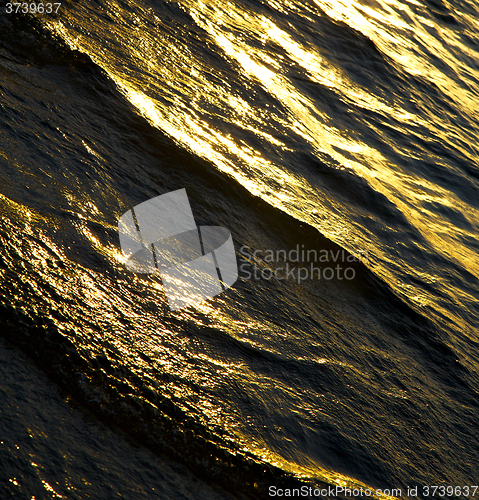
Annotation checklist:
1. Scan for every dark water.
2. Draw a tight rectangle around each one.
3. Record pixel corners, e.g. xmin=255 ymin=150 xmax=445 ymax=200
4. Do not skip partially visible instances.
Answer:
xmin=0 ymin=0 xmax=478 ymax=498
xmin=0 ymin=338 xmax=234 ymax=499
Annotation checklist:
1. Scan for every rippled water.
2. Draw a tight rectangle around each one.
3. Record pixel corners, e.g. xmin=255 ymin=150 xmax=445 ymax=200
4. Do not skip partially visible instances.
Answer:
xmin=0 ymin=339 xmax=233 ymax=499
xmin=0 ymin=0 xmax=478 ymax=497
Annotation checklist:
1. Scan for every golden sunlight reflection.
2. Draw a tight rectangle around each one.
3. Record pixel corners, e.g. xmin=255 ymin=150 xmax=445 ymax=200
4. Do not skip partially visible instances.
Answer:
xmin=44 ymin=0 xmax=479 ymax=330
xmin=10 ymin=0 xmax=474 ymax=491
xmin=232 ymin=435 xmax=400 ymax=500
xmin=260 ymin=17 xmax=416 ymax=121
xmin=188 ymin=4 xmax=479 ymax=287
xmin=311 ymin=0 xmax=479 ymax=119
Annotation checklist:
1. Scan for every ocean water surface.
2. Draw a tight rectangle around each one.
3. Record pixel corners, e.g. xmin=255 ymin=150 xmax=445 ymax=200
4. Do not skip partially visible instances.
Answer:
xmin=0 ymin=0 xmax=478 ymax=497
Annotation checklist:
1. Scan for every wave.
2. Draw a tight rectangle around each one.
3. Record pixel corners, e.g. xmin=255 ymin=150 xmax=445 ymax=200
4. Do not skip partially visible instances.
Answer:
xmin=1 ymin=3 xmax=479 ymax=495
